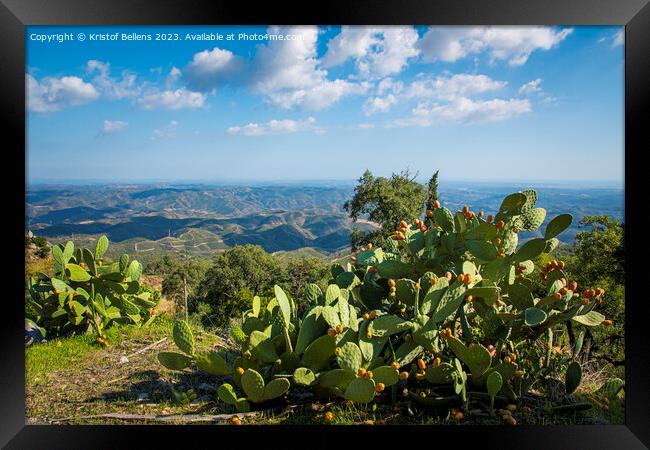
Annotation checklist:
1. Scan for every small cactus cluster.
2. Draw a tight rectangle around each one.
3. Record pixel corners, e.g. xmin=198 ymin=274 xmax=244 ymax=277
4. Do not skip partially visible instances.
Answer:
xmin=157 ymin=189 xmax=612 ymax=415
xmin=26 ymin=236 xmax=158 ymax=338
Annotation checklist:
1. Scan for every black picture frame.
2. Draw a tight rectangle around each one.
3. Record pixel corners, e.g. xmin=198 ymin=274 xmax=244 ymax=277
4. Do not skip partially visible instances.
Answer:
xmin=3 ymin=0 xmax=648 ymax=447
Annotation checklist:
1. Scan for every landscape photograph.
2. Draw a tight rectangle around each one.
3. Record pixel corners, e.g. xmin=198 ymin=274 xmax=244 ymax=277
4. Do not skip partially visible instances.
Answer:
xmin=25 ymin=25 xmax=625 ymax=426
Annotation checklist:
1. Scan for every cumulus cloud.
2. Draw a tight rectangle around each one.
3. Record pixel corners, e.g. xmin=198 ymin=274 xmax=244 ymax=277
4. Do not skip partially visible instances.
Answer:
xmin=611 ymin=30 xmax=624 ymax=47
xmin=389 ymin=97 xmax=531 ymax=127
xmin=418 ymin=26 xmax=573 ymax=66
xmin=182 ymin=47 xmax=243 ymax=91
xmin=250 ymin=26 xmax=368 ymax=110
xmin=227 ymin=117 xmax=321 ymax=136
xmin=86 ymin=60 xmax=140 ymax=100
xmin=166 ymin=67 xmax=182 ymax=88
xmin=363 ymin=94 xmax=399 ymax=115
xmin=101 ymin=120 xmax=128 ymax=134
xmin=138 ymin=87 xmax=206 ymax=110
xmin=406 ymin=73 xmax=506 ymax=100
xmin=27 ymin=73 xmax=99 ymax=112
xmin=321 ymin=26 xmax=420 ymax=79
xmin=152 ymin=120 xmax=178 ymax=140
xmin=363 ymin=73 xmax=506 ymax=116
xmin=518 ymin=78 xmax=543 ymax=95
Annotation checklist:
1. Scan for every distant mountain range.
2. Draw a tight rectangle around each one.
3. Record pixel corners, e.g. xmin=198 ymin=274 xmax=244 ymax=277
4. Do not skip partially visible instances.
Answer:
xmin=26 ymin=182 xmax=624 ymax=261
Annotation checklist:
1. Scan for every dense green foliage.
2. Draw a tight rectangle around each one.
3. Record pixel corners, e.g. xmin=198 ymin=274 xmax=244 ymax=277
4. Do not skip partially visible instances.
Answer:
xmin=158 ymin=188 xmax=618 ymax=414
xmin=344 ymin=169 xmax=428 ymax=250
xmin=565 ymin=216 xmax=625 ymax=372
xmin=26 ymin=236 xmax=159 ymax=339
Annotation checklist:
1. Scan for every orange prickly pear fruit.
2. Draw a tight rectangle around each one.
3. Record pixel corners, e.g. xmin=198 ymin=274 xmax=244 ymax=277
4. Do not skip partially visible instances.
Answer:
xmin=432 ymin=357 xmax=441 ymax=367
xmin=391 ymin=361 xmax=400 ymax=370
xmin=400 ymin=220 xmax=408 ymax=228
xmin=369 ymin=266 xmax=377 ymax=273
xmin=426 ymin=210 xmax=434 ymax=218
xmin=496 ymin=220 xmax=505 ymax=229
xmin=457 ymin=274 xmax=465 ymax=283
xmin=486 ymin=214 xmax=493 ymax=223
xmin=581 ymin=299 xmax=589 ymax=306
xmin=433 ymin=200 xmax=441 ymax=209
xmin=388 ymin=279 xmax=396 ymax=287
xmin=335 ymin=324 xmax=344 ymax=334
xmin=414 ymin=282 xmax=421 ymax=290
xmin=462 ymin=205 xmax=469 ymax=214
xmin=559 ymin=287 xmax=568 ymax=295
xmin=515 ymin=370 xmax=524 ymax=378
xmin=553 ymin=292 xmax=562 ymax=300
xmin=464 ymin=274 xmax=472 ymax=285
xmin=493 ymin=237 xmax=501 ymax=246
xmin=236 ymin=367 xmax=245 ymax=376
xmin=503 ymin=356 xmax=512 ymax=364
xmin=375 ymin=383 xmax=385 ymax=393
xmin=478 ymin=211 xmax=484 ymax=218
xmin=417 ymin=359 xmax=427 ymax=370
xmin=324 ymin=412 xmax=333 ymax=422
xmin=445 ymin=272 xmax=452 ymax=281
xmin=358 ymin=368 xmax=367 ymax=377
xmin=569 ymin=281 xmax=578 ymax=291
xmin=597 ymin=288 xmax=605 ymax=296
xmin=558 ymin=261 xmax=565 ymax=269
xmin=399 ymin=371 xmax=409 ymax=381
xmin=327 ymin=328 xmax=337 ymax=337
xmin=367 ymin=242 xmax=373 ymax=250
xmin=366 ymin=371 xmax=373 ymax=379
xmin=335 ymin=347 xmax=342 ymax=355
xmin=231 ymin=415 xmax=242 ymax=425
xmin=602 ymin=319 xmax=613 ymax=327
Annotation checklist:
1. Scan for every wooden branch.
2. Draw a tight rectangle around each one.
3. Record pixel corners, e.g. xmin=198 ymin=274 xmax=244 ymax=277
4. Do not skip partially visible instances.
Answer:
xmin=50 ymin=404 xmax=301 ymax=424
xmin=591 ymin=352 xmax=625 ymax=367
xmin=126 ymin=337 xmax=167 ymax=359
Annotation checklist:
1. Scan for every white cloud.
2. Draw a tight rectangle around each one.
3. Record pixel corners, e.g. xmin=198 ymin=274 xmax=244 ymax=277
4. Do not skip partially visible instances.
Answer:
xmin=152 ymin=120 xmax=178 ymax=140
xmin=86 ymin=60 xmax=140 ymax=100
xmin=227 ymin=117 xmax=321 ymax=136
xmin=418 ymin=26 xmax=573 ymax=66
xmin=250 ymin=26 xmax=368 ymax=110
xmin=165 ymin=67 xmax=182 ymax=88
xmin=321 ymin=26 xmax=420 ymax=79
xmin=27 ymin=73 xmax=99 ymax=112
xmin=363 ymin=94 xmax=399 ymax=115
xmin=102 ymin=120 xmax=128 ymax=134
xmin=406 ymin=73 xmax=506 ymax=100
xmin=357 ymin=123 xmax=376 ymax=129
xmin=183 ymin=47 xmax=242 ymax=91
xmin=376 ymin=77 xmax=404 ymax=95
xmin=389 ymin=97 xmax=531 ymax=127
xmin=138 ymin=88 xmax=206 ymax=110
xmin=363 ymin=73 xmax=506 ymax=116
xmin=611 ymin=30 xmax=624 ymax=47
xmin=518 ymin=78 xmax=543 ymax=95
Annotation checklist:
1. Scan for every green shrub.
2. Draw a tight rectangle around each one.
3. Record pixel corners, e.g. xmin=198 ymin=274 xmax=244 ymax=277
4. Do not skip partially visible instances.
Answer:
xmin=157 ymin=188 xmax=614 ymax=411
xmin=25 ymin=236 xmax=160 ymax=339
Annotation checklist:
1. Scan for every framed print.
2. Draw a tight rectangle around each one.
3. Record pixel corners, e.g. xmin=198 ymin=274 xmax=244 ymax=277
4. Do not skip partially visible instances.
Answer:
xmin=3 ymin=0 xmax=649 ymax=447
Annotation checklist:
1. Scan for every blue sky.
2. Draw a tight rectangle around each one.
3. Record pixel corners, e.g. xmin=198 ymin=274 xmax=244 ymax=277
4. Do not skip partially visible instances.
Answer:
xmin=26 ymin=26 xmax=624 ymax=185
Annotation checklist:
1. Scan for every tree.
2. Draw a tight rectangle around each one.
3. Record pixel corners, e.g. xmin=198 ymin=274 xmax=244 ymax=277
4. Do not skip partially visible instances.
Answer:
xmin=193 ymin=245 xmax=285 ymax=325
xmin=343 ymin=169 xmax=428 ymax=250
xmin=565 ymin=215 xmax=625 ymax=374
xmin=283 ymin=257 xmax=329 ymax=296
xmin=161 ymin=258 xmax=211 ymax=317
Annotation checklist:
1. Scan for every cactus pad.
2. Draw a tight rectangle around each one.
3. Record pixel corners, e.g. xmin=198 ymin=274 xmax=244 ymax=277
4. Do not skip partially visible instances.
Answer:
xmin=194 ymin=351 xmax=230 ymax=376
xmin=343 ymin=377 xmax=375 ymax=403
xmin=336 ymin=342 xmax=363 ymax=372
xmin=173 ymin=320 xmax=195 ymax=356
xmin=158 ymin=352 xmax=192 ymax=371
xmin=263 ymin=378 xmax=291 ymax=401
